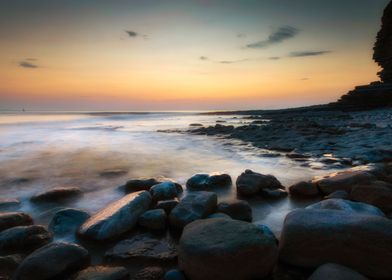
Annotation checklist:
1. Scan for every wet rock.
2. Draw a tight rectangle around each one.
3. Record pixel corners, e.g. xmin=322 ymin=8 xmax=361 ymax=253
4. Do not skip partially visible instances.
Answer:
xmin=186 ymin=173 xmax=232 ymax=190
xmin=14 ymin=242 xmax=90 ymax=280
xmin=0 ymin=225 xmax=52 ymax=254
xmin=79 ymin=191 xmax=151 ymax=240
xmin=279 ymin=209 xmax=392 ymax=279
xmin=0 ymin=254 xmax=23 ymax=278
xmin=72 ymin=266 xmax=129 ymax=280
xmin=179 ymin=218 xmax=278 ymax=280
xmin=261 ymin=188 xmax=288 ymax=198
xmin=164 ymin=269 xmax=186 ymax=280
xmin=350 ymin=180 xmax=392 ymax=213
xmin=324 ymin=190 xmax=349 ymax=200
xmin=306 ymin=199 xmax=385 ymax=217
xmin=169 ymin=191 xmax=217 ymax=229
xmin=123 ymin=178 xmax=162 ymax=192
xmin=106 ymin=234 xmax=177 ymax=262
xmin=138 ymin=209 xmax=167 ymax=230
xmin=49 ymin=208 xmax=90 ymax=239
xmin=31 ymin=186 xmax=82 ymax=203
xmin=0 ymin=198 xmax=20 ymax=211
xmin=236 ymin=169 xmax=283 ymax=196
xmin=155 ymin=199 xmax=179 ymax=214
xmin=150 ymin=182 xmax=182 ymax=202
xmin=207 ymin=212 xmax=232 ymax=219
xmin=0 ymin=212 xmax=33 ymax=232
xmin=217 ymin=199 xmax=252 ymax=222
xmin=289 ymin=181 xmax=319 ymax=196
xmin=308 ymin=263 xmax=369 ymax=280
xmin=131 ymin=266 xmax=165 ymax=280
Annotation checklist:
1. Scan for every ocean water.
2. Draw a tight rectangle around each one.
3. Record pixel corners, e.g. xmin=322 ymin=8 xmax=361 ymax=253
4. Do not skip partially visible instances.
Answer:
xmin=0 ymin=112 xmax=338 ymax=234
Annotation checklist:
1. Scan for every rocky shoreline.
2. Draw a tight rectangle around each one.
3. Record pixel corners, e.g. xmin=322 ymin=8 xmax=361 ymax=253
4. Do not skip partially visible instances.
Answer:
xmin=1 ymin=162 xmax=392 ymax=279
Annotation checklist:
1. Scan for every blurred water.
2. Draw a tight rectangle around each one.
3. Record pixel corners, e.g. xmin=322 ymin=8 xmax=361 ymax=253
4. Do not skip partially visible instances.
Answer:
xmin=0 ymin=112 xmax=337 ymax=234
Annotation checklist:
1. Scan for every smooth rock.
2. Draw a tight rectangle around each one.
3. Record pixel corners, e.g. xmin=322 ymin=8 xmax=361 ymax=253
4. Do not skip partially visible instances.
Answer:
xmin=0 ymin=225 xmax=52 ymax=254
xmin=179 ymin=218 xmax=278 ymax=280
xmin=350 ymin=180 xmax=392 ymax=213
xmin=169 ymin=191 xmax=217 ymax=229
xmin=289 ymin=181 xmax=319 ymax=196
xmin=131 ymin=266 xmax=165 ymax=280
xmin=279 ymin=209 xmax=392 ymax=279
xmin=186 ymin=173 xmax=232 ymax=190
xmin=31 ymin=186 xmax=82 ymax=203
xmin=150 ymin=182 xmax=181 ymax=202
xmin=164 ymin=269 xmax=186 ymax=280
xmin=49 ymin=208 xmax=90 ymax=239
xmin=14 ymin=242 xmax=89 ymax=280
xmin=325 ymin=190 xmax=349 ymax=200
xmin=155 ymin=199 xmax=179 ymax=214
xmin=138 ymin=209 xmax=167 ymax=230
xmin=0 ymin=212 xmax=33 ymax=232
xmin=124 ymin=178 xmax=161 ymax=192
xmin=207 ymin=213 xmax=232 ymax=219
xmin=0 ymin=199 xmax=20 ymax=211
xmin=79 ymin=191 xmax=151 ymax=240
xmin=0 ymin=254 xmax=23 ymax=277
xmin=308 ymin=263 xmax=369 ymax=280
xmin=217 ymin=199 xmax=252 ymax=222
xmin=236 ymin=169 xmax=283 ymax=196
xmin=72 ymin=266 xmax=129 ymax=280
xmin=261 ymin=188 xmax=288 ymax=198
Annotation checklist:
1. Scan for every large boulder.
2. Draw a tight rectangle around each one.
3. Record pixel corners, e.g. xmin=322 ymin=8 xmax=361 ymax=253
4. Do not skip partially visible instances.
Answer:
xmin=279 ymin=209 xmax=392 ymax=279
xmin=0 ymin=225 xmax=52 ymax=254
xmin=138 ymin=209 xmax=167 ymax=230
xmin=0 ymin=254 xmax=23 ymax=278
xmin=186 ymin=173 xmax=232 ymax=190
xmin=0 ymin=212 xmax=33 ymax=232
xmin=72 ymin=266 xmax=129 ymax=280
xmin=236 ymin=169 xmax=283 ymax=196
xmin=49 ymin=208 xmax=90 ymax=240
xmin=306 ymin=199 xmax=385 ymax=217
xmin=179 ymin=218 xmax=278 ymax=280
xmin=289 ymin=181 xmax=319 ymax=196
xmin=150 ymin=182 xmax=182 ymax=202
xmin=216 ymin=199 xmax=252 ymax=222
xmin=14 ymin=242 xmax=90 ymax=280
xmin=169 ymin=191 xmax=217 ymax=229
xmin=324 ymin=190 xmax=349 ymax=200
xmin=123 ymin=178 xmax=161 ymax=192
xmin=31 ymin=186 xmax=82 ymax=202
xmin=79 ymin=191 xmax=151 ymax=240
xmin=308 ymin=263 xmax=369 ymax=280
xmin=350 ymin=181 xmax=392 ymax=213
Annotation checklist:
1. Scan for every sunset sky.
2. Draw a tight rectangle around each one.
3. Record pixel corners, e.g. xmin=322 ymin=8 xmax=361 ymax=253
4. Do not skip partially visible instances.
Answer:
xmin=0 ymin=0 xmax=389 ymax=111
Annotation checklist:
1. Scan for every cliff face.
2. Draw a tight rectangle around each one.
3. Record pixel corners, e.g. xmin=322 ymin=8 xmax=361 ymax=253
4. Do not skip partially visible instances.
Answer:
xmin=373 ymin=1 xmax=392 ymax=83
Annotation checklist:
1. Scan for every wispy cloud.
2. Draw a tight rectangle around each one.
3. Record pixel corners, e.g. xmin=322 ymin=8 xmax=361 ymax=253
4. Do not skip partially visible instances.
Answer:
xmin=268 ymin=56 xmax=281 ymax=60
xmin=289 ymin=51 xmax=331 ymax=57
xmin=19 ymin=60 xmax=39 ymax=69
xmin=199 ymin=56 xmax=209 ymax=61
xmin=246 ymin=26 xmax=299 ymax=49
xmin=199 ymin=56 xmax=250 ymax=64
xmin=125 ymin=30 xmax=148 ymax=39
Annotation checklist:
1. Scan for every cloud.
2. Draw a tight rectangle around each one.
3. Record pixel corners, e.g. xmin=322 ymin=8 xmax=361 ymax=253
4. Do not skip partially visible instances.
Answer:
xmin=219 ymin=58 xmax=249 ymax=64
xmin=125 ymin=30 xmax=148 ymax=39
xmin=246 ymin=26 xmax=299 ymax=49
xmin=199 ymin=56 xmax=209 ymax=60
xmin=268 ymin=56 xmax=281 ymax=60
xmin=237 ymin=33 xmax=246 ymax=38
xmin=19 ymin=61 xmax=38 ymax=69
xmin=289 ymin=51 xmax=331 ymax=57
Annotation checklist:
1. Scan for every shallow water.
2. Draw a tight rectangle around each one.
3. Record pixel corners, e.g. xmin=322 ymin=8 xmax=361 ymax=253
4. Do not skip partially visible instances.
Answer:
xmin=0 ymin=112 xmax=339 ymax=235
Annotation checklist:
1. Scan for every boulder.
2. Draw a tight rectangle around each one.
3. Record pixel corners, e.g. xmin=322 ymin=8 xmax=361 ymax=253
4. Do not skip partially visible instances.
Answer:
xmin=79 ymin=191 xmax=151 ymax=240
xmin=217 ymin=199 xmax=252 ymax=222
xmin=49 ymin=208 xmax=90 ymax=239
xmin=31 ymin=186 xmax=82 ymax=202
xmin=279 ymin=209 xmax=392 ymax=279
xmin=0 ymin=254 xmax=23 ymax=278
xmin=179 ymin=219 xmax=278 ymax=280
xmin=123 ymin=178 xmax=161 ymax=192
xmin=350 ymin=181 xmax=392 ymax=213
xmin=0 ymin=199 xmax=20 ymax=211
xmin=0 ymin=225 xmax=52 ymax=254
xmin=186 ymin=173 xmax=232 ymax=190
xmin=72 ymin=266 xmax=129 ymax=280
xmin=150 ymin=182 xmax=181 ymax=202
xmin=164 ymin=269 xmax=186 ymax=280
xmin=132 ymin=266 xmax=165 ymax=280
xmin=138 ymin=209 xmax=167 ymax=230
xmin=306 ymin=199 xmax=385 ymax=217
xmin=308 ymin=263 xmax=369 ymax=280
xmin=106 ymin=234 xmax=177 ymax=262
xmin=324 ymin=190 xmax=349 ymax=200
xmin=0 ymin=212 xmax=33 ymax=232
xmin=155 ymin=199 xmax=179 ymax=214
xmin=289 ymin=181 xmax=319 ymax=196
xmin=236 ymin=169 xmax=283 ymax=196
xmin=207 ymin=213 xmax=232 ymax=219
xmin=260 ymin=188 xmax=288 ymax=198
xmin=14 ymin=242 xmax=90 ymax=280
xmin=169 ymin=191 xmax=217 ymax=229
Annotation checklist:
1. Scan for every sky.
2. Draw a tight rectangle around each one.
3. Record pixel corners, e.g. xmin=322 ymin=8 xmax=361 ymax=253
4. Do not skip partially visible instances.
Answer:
xmin=0 ymin=0 xmax=390 ymax=111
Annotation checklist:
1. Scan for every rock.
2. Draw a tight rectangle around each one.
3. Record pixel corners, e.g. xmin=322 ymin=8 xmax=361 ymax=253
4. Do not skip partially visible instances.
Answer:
xmin=49 ymin=208 xmax=90 ymax=239
xmin=155 ymin=199 xmax=179 ymax=214
xmin=164 ymin=269 xmax=186 ymax=280
xmin=0 ymin=254 xmax=23 ymax=277
xmin=0 ymin=198 xmax=20 ymax=211
xmin=179 ymin=218 xmax=278 ymax=280
xmin=186 ymin=173 xmax=232 ymax=190
xmin=308 ymin=263 xmax=369 ymax=280
xmin=350 ymin=180 xmax=392 ymax=213
xmin=306 ymin=199 xmax=385 ymax=217
xmin=138 ymin=209 xmax=167 ymax=230
xmin=0 ymin=225 xmax=52 ymax=254
xmin=189 ymin=123 xmax=203 ymax=127
xmin=254 ymin=223 xmax=278 ymax=245
xmin=105 ymin=234 xmax=177 ymax=262
xmin=0 ymin=212 xmax=33 ymax=232
xmin=217 ymin=199 xmax=252 ymax=222
xmin=72 ymin=266 xmax=129 ymax=280
xmin=131 ymin=266 xmax=165 ymax=280
xmin=14 ymin=242 xmax=90 ymax=280
xmin=99 ymin=169 xmax=128 ymax=178
xmin=207 ymin=213 xmax=232 ymax=219
xmin=79 ymin=191 xmax=151 ymax=240
xmin=31 ymin=186 xmax=82 ymax=203
xmin=279 ymin=209 xmax=392 ymax=279
xmin=312 ymin=170 xmax=376 ymax=194
xmin=289 ymin=181 xmax=319 ymax=196
xmin=150 ymin=182 xmax=182 ymax=202
xmin=324 ymin=190 xmax=349 ymax=200
xmin=123 ymin=178 xmax=162 ymax=192
xmin=260 ymin=188 xmax=288 ymax=198
xmin=169 ymin=191 xmax=217 ymax=229
xmin=236 ymin=169 xmax=283 ymax=196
